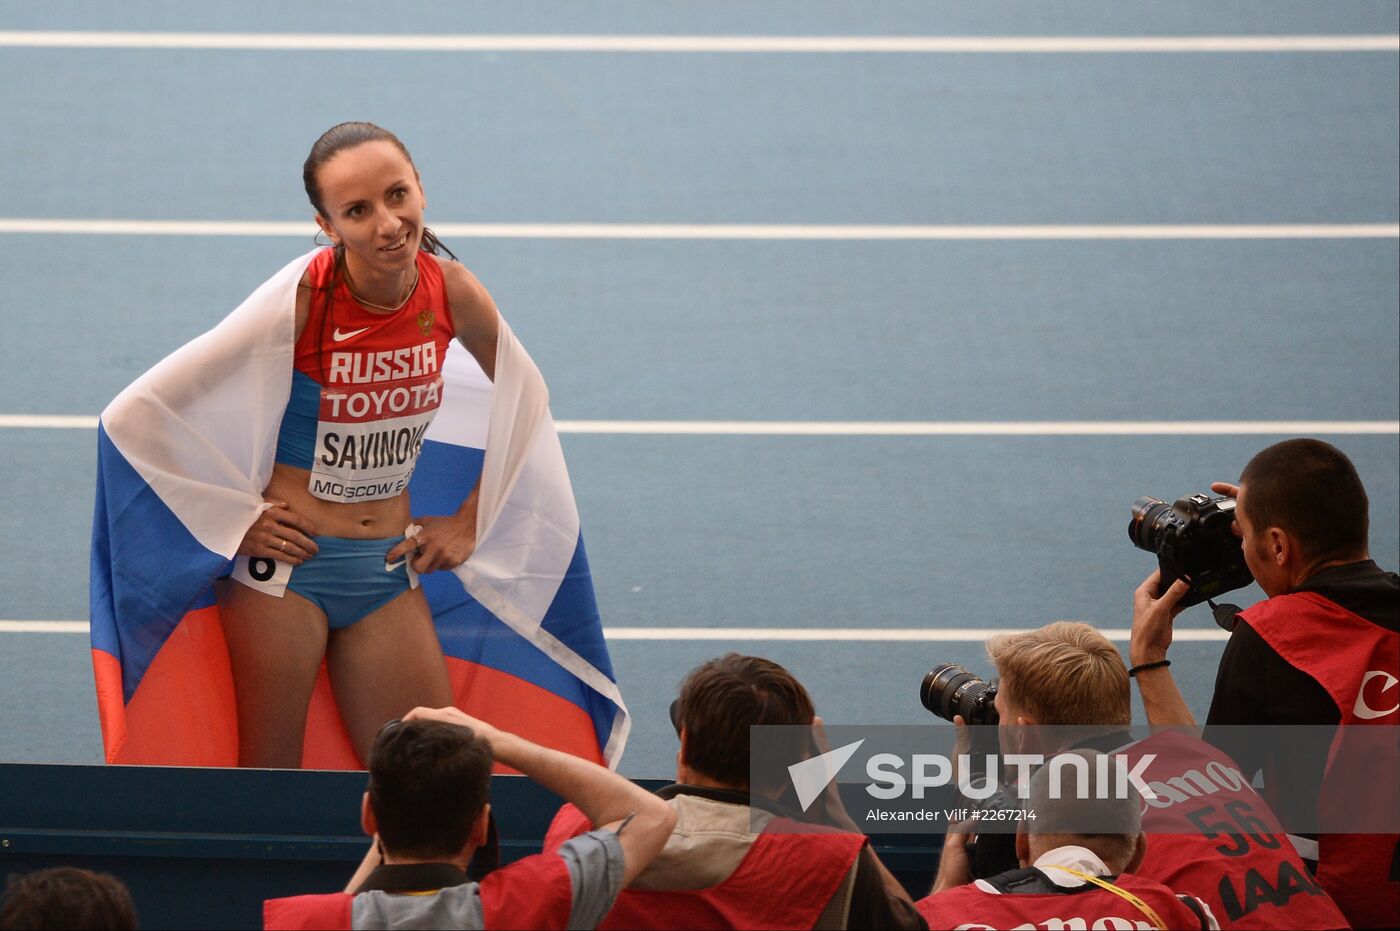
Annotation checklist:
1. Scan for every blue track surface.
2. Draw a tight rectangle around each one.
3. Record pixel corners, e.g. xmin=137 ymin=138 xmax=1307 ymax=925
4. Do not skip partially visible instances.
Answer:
xmin=0 ymin=4 xmax=1396 ymax=776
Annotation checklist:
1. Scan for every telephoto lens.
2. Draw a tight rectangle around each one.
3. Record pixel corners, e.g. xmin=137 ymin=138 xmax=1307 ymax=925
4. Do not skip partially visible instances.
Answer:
xmin=1128 ymin=495 xmax=1180 ymax=553
xmin=919 ymin=663 xmax=999 ymax=725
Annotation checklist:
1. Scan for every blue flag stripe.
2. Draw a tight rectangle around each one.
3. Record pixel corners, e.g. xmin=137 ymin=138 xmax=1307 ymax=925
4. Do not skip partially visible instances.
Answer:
xmin=91 ymin=424 xmax=230 ymax=702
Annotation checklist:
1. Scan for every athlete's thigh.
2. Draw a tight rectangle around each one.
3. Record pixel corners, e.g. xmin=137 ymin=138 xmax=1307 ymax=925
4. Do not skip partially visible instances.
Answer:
xmin=218 ymin=578 xmax=329 ymax=682
xmin=326 ymin=586 xmax=452 ymax=761
xmin=217 ymin=578 xmax=329 ymax=764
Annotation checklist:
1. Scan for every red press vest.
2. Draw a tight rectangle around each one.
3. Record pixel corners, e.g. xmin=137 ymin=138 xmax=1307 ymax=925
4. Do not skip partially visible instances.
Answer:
xmin=1127 ymin=729 xmax=1347 ymax=930
xmin=262 ymin=852 xmax=573 ymax=931
xmin=916 ymin=871 xmax=1208 ymax=931
xmin=546 ymin=803 xmax=867 ymax=930
xmin=1241 ymin=591 xmax=1400 ymax=930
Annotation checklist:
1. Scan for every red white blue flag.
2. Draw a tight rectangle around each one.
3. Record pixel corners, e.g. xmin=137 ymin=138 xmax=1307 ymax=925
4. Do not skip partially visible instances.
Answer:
xmin=90 ymin=250 xmax=628 ymax=768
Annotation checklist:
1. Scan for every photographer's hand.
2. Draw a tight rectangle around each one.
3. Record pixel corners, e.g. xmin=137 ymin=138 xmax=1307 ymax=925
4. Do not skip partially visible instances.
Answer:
xmin=1131 ymin=569 xmax=1191 ymax=667
xmin=952 ymin=714 xmax=972 ymax=758
xmin=947 ymin=713 xmax=972 ymax=786
xmin=930 ymin=823 xmax=975 ymax=894
xmin=1211 ymin=481 xmax=1244 ymax=540
xmin=1131 ymin=570 xmax=1198 ymax=727
xmin=809 ymin=715 xmax=861 ymax=834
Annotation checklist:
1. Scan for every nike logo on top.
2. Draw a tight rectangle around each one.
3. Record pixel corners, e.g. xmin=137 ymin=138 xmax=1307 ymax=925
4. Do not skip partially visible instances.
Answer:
xmin=333 ymin=326 xmax=372 ymax=341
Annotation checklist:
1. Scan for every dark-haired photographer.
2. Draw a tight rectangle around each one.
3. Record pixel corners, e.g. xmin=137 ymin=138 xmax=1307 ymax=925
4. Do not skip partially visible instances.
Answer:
xmin=543 ymin=654 xmax=925 ymax=930
xmin=1130 ymin=438 xmax=1399 ymax=929
xmin=263 ymin=707 xmax=676 ymax=930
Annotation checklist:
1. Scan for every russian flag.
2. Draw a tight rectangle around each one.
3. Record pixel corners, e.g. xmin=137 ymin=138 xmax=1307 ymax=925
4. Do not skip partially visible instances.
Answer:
xmin=90 ymin=250 xmax=628 ymax=769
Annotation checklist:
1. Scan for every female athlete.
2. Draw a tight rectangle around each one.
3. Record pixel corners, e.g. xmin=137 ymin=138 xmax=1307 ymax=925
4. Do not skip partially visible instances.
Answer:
xmin=217 ymin=122 xmax=500 ymax=767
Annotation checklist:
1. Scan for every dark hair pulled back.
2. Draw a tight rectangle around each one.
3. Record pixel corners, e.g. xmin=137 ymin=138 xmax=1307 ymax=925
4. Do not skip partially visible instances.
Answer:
xmin=303 ymin=121 xmax=454 ymax=259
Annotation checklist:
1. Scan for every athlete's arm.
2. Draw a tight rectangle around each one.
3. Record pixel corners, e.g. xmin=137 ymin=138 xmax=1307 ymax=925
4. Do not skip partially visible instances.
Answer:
xmin=237 ymin=275 xmax=321 ymax=564
xmin=436 ymin=256 xmax=501 ymax=381
xmin=384 ymin=258 xmax=501 ymax=573
xmin=294 ymin=270 xmax=313 ymax=343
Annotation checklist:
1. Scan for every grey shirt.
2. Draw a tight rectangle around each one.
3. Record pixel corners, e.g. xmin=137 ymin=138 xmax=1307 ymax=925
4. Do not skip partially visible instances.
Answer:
xmin=351 ymin=830 xmax=624 ymax=930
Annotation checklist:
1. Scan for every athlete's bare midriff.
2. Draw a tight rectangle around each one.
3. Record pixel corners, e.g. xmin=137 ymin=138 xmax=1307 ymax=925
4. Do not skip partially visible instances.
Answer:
xmin=264 ymin=462 xmax=413 ymax=538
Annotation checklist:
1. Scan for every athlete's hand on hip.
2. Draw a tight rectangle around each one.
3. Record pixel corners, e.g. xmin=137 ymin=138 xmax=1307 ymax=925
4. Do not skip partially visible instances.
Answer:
xmin=236 ymin=500 xmax=319 ymax=565
xmin=386 ymin=512 xmax=476 ymax=574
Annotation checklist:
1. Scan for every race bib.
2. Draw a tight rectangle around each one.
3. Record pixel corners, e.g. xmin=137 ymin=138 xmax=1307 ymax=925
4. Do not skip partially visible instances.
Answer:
xmin=231 ymin=554 xmax=293 ymax=597
xmin=308 ymin=345 xmax=443 ymax=503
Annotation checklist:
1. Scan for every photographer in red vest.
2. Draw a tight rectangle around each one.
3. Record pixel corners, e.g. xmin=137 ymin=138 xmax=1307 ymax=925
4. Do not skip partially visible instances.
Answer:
xmin=545 ymin=653 xmax=925 ymax=930
xmin=264 ymin=706 xmax=676 ymax=930
xmin=920 ymin=748 xmax=1219 ymax=930
xmin=940 ymin=622 xmax=1346 ymax=929
xmin=1133 ymin=438 xmax=1399 ymax=928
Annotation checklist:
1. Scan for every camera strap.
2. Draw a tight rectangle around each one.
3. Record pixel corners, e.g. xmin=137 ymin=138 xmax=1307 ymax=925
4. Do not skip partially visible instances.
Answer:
xmin=1207 ymin=598 xmax=1242 ymax=632
xmin=1043 ymin=867 xmax=1167 ymax=930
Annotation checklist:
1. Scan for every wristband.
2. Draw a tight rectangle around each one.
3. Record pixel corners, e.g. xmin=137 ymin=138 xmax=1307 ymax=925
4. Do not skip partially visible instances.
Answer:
xmin=1128 ymin=659 xmax=1171 ymax=678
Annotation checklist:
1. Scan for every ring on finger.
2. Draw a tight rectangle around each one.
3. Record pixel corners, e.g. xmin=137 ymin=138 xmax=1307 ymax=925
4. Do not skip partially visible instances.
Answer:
xmin=279 ymin=539 xmax=287 ymax=552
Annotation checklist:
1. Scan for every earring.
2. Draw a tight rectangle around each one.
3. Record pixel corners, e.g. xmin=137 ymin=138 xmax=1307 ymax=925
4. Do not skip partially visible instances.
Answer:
xmin=313 ymin=230 xmax=331 ymax=247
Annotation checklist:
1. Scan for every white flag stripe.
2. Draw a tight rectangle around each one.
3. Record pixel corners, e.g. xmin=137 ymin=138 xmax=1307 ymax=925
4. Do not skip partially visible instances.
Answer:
xmin=7 ymin=415 xmax=1397 ymax=436
xmin=0 ymin=219 xmax=1396 ymax=240
xmin=0 ymin=31 xmax=1394 ymax=53
xmin=4 ymin=621 xmax=1230 ymax=642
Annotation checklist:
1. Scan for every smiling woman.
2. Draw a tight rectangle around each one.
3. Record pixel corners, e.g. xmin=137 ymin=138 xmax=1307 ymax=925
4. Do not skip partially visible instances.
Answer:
xmin=210 ymin=122 xmax=514 ymax=767
xmin=85 ymin=122 xmax=630 ymax=772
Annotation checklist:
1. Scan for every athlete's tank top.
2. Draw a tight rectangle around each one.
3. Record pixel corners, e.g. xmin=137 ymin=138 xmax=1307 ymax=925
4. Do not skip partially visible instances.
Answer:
xmin=274 ymin=248 xmax=456 ymax=503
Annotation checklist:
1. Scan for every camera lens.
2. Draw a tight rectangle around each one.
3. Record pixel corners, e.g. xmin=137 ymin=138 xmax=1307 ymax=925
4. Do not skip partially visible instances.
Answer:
xmin=920 ymin=663 xmax=998 ymax=725
xmin=1129 ymin=496 xmax=1175 ymax=552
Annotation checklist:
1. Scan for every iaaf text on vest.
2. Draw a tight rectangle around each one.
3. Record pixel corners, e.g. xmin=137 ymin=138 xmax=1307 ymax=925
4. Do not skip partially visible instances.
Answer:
xmin=865 ymin=752 xmax=1157 ymax=801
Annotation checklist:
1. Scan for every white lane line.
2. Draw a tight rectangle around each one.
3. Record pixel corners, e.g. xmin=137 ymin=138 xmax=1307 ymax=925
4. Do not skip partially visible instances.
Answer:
xmin=3 ymin=417 xmax=1397 ymax=435
xmin=0 ymin=415 xmax=99 ymax=428
xmin=0 ymin=621 xmax=91 ymax=633
xmin=553 ymin=421 xmax=1400 ymax=436
xmin=0 ymin=32 xmax=1395 ymax=53
xmin=0 ymin=220 xmax=1396 ymax=240
xmin=604 ymin=627 xmax=1232 ymax=642
xmin=0 ymin=621 xmax=1230 ymax=641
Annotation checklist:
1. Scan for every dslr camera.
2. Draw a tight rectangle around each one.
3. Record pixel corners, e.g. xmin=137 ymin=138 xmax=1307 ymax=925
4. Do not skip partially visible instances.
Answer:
xmin=919 ymin=664 xmax=1017 ymax=876
xmin=1129 ymin=493 xmax=1253 ymax=608
xmin=920 ymin=663 xmax=998 ymax=725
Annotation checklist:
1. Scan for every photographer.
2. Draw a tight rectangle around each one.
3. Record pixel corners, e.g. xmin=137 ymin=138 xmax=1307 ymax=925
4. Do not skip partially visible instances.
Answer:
xmin=924 ymin=622 xmax=1347 ymax=929
xmin=920 ymin=749 xmax=1219 ymax=931
xmin=543 ymin=654 xmax=924 ymax=930
xmin=264 ymin=707 xmax=676 ymax=930
xmin=1131 ymin=438 xmax=1398 ymax=928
